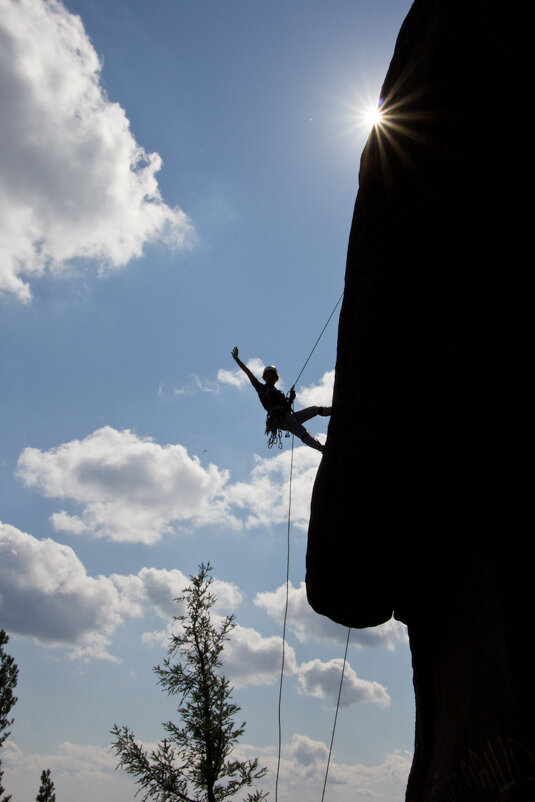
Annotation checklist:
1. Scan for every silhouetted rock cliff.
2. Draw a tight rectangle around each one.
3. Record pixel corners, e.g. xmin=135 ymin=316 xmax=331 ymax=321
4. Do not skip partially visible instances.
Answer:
xmin=306 ymin=1 xmax=533 ymax=799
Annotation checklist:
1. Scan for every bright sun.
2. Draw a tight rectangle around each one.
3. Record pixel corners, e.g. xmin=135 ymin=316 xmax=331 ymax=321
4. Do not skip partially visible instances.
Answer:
xmin=363 ymin=104 xmax=384 ymax=130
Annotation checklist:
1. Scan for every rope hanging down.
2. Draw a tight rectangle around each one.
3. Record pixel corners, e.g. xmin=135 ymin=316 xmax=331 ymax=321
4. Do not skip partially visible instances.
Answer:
xmin=275 ymin=288 xmax=345 ymax=802
xmin=320 ymin=627 xmax=351 ymax=802
xmin=275 ymin=434 xmax=294 ymax=802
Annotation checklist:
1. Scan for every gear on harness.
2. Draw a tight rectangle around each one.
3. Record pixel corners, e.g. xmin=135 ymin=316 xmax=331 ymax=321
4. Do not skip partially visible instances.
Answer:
xmin=266 ymin=427 xmax=290 ymax=450
xmin=266 ymin=390 xmax=295 ymax=449
xmin=266 ymin=415 xmax=291 ymax=449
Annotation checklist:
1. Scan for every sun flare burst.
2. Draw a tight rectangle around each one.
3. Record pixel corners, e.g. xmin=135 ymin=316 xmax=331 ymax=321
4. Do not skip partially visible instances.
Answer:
xmin=362 ymin=103 xmax=384 ymax=131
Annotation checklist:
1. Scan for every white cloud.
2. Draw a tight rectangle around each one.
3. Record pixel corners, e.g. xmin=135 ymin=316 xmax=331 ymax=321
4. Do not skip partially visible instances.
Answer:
xmin=110 ymin=567 xmax=190 ymax=621
xmin=0 ymin=521 xmax=129 ymax=660
xmin=289 ymin=733 xmax=329 ymax=768
xmin=117 ymin=567 xmax=243 ymax=623
xmin=141 ymin=613 xmax=296 ymax=690
xmin=254 ymin=734 xmax=412 ymax=802
xmin=4 ymin=736 xmax=412 ymax=802
xmin=0 ymin=518 xmax=401 ymax=708
xmin=217 ymin=358 xmax=266 ymax=388
xmin=0 ymin=522 xmax=245 ymax=662
xmin=255 ymin=582 xmax=408 ymax=650
xmin=211 ymin=581 xmax=243 ymax=611
xmin=3 ymin=739 xmax=117 ymax=777
xmin=143 ymin=612 xmax=391 ymax=699
xmin=160 ymin=359 xmax=267 ymax=398
xmin=297 ymin=658 xmax=390 ymax=708
xmin=0 ymin=0 xmax=194 ymax=302
xmin=224 ymin=624 xmax=297 ymax=688
xmin=225 ymin=445 xmax=322 ymax=531
xmin=2 ymin=740 xmax=135 ymax=802
xmin=17 ymin=426 xmax=239 ymax=543
xmin=16 ymin=426 xmax=326 ymax=542
xmin=296 ymin=370 xmax=334 ymax=407
xmin=51 ymin=510 xmax=89 ymax=535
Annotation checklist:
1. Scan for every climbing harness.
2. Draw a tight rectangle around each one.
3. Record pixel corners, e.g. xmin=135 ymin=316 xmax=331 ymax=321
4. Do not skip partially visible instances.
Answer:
xmin=266 ymin=420 xmax=291 ymax=450
xmin=266 ymin=402 xmax=293 ymax=449
xmin=274 ymin=289 xmax=349 ymax=802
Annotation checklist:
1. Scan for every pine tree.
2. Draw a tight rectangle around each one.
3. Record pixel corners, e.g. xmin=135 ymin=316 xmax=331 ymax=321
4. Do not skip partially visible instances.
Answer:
xmin=111 ymin=563 xmax=267 ymax=802
xmin=36 ymin=769 xmax=56 ymax=802
xmin=0 ymin=630 xmax=19 ymax=802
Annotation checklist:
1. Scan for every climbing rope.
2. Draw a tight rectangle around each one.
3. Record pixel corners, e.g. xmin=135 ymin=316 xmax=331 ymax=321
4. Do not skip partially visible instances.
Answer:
xmin=275 ymin=433 xmax=294 ymax=802
xmin=320 ymin=627 xmax=351 ymax=802
xmin=273 ymin=446 xmax=350 ymax=802
xmin=274 ymin=288 xmax=345 ymax=802
xmin=291 ymin=290 xmax=344 ymax=389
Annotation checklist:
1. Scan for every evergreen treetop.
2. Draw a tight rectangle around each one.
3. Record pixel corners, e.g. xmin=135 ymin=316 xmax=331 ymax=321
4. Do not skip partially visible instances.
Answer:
xmin=111 ymin=563 xmax=267 ymax=802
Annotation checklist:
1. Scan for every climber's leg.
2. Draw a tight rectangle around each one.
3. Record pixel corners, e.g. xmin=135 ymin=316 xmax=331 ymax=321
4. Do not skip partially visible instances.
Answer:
xmin=279 ymin=412 xmax=324 ymax=453
xmin=293 ymin=406 xmax=332 ymax=424
xmin=300 ymin=433 xmax=325 ymax=453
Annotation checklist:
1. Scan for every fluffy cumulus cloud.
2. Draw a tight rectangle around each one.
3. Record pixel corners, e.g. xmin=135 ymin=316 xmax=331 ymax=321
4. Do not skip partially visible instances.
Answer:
xmin=3 ymin=736 xmax=412 ymax=802
xmin=142 ymin=612 xmax=297 ymax=690
xmin=288 ymin=733 xmax=329 ymax=768
xmin=296 ymin=370 xmax=334 ymax=407
xmin=225 ymin=446 xmax=322 ymax=531
xmin=217 ymin=358 xmax=267 ymax=389
xmin=0 ymin=518 xmax=294 ymax=688
xmin=0 ymin=0 xmax=194 ymax=302
xmin=298 ymin=658 xmax=390 ymax=708
xmin=3 ymin=740 xmax=134 ymax=802
xmin=223 ymin=624 xmax=298 ymax=688
xmin=16 ymin=427 xmax=238 ymax=543
xmin=0 ymin=521 xmax=130 ymax=660
xmin=141 ymin=615 xmax=389 ymax=702
xmin=255 ymin=582 xmax=408 ymax=650
xmin=16 ymin=426 xmax=324 ymax=542
xmin=0 ymin=519 xmax=403 ymax=709
xmin=255 ymin=734 xmax=412 ymax=802
xmin=3 ymin=740 xmax=116 ymax=779
xmin=110 ymin=566 xmax=190 ymax=621
xmin=0 ymin=522 xmax=245 ymax=661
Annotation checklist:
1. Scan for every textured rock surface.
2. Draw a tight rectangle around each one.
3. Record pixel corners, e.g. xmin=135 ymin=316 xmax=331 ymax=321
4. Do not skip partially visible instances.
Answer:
xmin=306 ymin=1 xmax=533 ymax=800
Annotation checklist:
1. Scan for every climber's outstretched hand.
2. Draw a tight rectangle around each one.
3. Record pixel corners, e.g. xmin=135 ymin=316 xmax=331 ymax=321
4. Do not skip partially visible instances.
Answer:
xmin=231 ymin=346 xmax=257 ymax=386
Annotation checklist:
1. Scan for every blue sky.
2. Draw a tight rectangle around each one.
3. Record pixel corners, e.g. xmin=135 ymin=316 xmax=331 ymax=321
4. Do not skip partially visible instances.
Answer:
xmin=0 ymin=1 xmax=415 ymax=799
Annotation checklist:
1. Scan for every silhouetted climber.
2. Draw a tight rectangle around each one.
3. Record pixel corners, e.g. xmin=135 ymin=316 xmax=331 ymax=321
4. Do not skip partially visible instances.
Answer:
xmin=231 ymin=347 xmax=330 ymax=452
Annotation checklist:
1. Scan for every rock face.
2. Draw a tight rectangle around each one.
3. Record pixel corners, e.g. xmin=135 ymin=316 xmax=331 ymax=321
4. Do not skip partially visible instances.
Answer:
xmin=306 ymin=2 xmax=533 ymax=800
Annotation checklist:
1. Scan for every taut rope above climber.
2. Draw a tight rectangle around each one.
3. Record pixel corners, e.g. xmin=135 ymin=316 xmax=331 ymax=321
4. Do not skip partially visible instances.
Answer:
xmin=231 ymin=346 xmax=331 ymax=452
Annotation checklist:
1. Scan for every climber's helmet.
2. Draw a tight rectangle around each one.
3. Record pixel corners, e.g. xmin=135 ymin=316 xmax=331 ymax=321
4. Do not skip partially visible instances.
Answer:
xmin=263 ymin=366 xmax=279 ymax=384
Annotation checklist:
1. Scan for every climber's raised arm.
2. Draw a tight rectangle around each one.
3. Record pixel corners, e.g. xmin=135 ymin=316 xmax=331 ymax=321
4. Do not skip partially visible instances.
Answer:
xmin=231 ymin=346 xmax=259 ymax=388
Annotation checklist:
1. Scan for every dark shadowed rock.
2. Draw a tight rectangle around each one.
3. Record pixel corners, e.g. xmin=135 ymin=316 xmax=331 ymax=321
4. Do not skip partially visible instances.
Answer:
xmin=306 ymin=1 xmax=533 ymax=799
